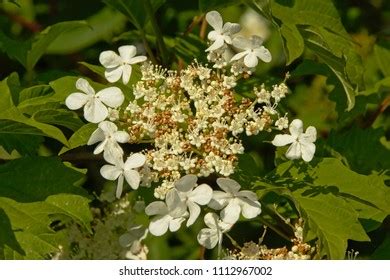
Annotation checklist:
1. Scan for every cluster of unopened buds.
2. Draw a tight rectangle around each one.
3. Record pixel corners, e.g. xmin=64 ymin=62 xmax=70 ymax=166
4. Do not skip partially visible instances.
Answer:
xmin=65 ymin=10 xmax=317 ymax=255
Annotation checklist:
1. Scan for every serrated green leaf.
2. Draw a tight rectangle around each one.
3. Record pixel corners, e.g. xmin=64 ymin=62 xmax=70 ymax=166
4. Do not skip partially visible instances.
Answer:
xmin=59 ymin=123 xmax=98 ymax=155
xmin=0 ymin=157 xmax=92 ymax=259
xmin=0 ymin=121 xmax=43 ymax=156
xmin=255 ymin=157 xmax=390 ymax=258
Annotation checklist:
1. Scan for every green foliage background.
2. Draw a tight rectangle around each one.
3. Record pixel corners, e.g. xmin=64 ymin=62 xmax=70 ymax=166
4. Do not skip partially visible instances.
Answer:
xmin=0 ymin=0 xmax=389 ymax=259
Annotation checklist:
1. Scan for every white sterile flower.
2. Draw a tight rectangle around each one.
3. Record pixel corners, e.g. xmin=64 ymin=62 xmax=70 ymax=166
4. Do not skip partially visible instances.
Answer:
xmin=209 ymin=178 xmax=261 ymax=224
xmin=65 ymin=78 xmax=124 ymax=123
xmin=197 ymin=212 xmax=232 ymax=249
xmin=231 ymin=35 xmax=272 ymax=68
xmin=272 ymin=119 xmax=317 ymax=162
xmin=145 ymin=190 xmax=188 ymax=236
xmin=87 ymin=121 xmax=129 ymax=163
xmin=174 ymin=175 xmax=213 ymax=227
xmin=99 ymin=45 xmax=147 ymax=84
xmin=100 ymin=153 xmax=146 ymax=198
xmin=205 ymin=10 xmax=241 ymax=52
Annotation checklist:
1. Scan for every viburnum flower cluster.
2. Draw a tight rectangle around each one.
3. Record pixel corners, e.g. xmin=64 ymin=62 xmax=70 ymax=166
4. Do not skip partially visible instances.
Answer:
xmin=64 ymin=10 xmax=317 ymax=255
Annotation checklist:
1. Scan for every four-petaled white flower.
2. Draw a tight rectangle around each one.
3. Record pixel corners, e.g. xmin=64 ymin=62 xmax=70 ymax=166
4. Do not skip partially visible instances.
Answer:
xmin=99 ymin=45 xmax=147 ymax=84
xmin=87 ymin=121 xmax=129 ymax=163
xmin=145 ymin=190 xmax=188 ymax=236
xmin=174 ymin=175 xmax=213 ymax=226
xmin=197 ymin=212 xmax=232 ymax=249
xmin=205 ymin=10 xmax=241 ymax=52
xmin=100 ymin=153 xmax=146 ymax=198
xmin=209 ymin=178 xmax=261 ymax=224
xmin=231 ymin=35 xmax=272 ymax=68
xmin=65 ymin=78 xmax=124 ymax=123
xmin=272 ymin=119 xmax=316 ymax=162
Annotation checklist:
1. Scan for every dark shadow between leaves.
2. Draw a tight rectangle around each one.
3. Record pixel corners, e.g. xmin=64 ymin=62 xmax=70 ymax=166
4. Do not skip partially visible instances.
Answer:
xmin=0 ymin=208 xmax=25 ymax=257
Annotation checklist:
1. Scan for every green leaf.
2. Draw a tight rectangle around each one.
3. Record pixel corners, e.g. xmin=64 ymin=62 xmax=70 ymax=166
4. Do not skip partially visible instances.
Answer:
xmin=47 ymin=8 xmax=127 ymax=54
xmin=198 ymin=0 xmax=240 ymax=11
xmin=103 ymin=0 xmax=165 ymax=29
xmin=33 ymin=109 xmax=84 ymax=132
xmin=249 ymin=0 xmax=364 ymax=111
xmin=0 ymin=120 xmax=43 ymax=156
xmin=292 ymin=189 xmax=369 ymax=259
xmin=0 ymin=156 xmax=92 ymax=259
xmin=255 ymin=157 xmax=390 ymax=258
xmin=0 ymin=21 xmax=87 ymax=71
xmin=327 ymin=127 xmax=390 ymax=175
xmin=374 ymin=42 xmax=390 ymax=77
xmin=59 ymin=123 xmax=98 ymax=155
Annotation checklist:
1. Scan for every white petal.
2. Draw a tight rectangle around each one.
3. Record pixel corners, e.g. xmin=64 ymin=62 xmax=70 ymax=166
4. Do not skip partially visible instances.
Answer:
xmin=65 ymin=92 xmax=88 ymax=110
xmin=75 ymin=78 xmax=95 ymax=95
xmin=250 ymin=35 xmax=264 ymax=48
xmin=205 ymin=36 xmax=225 ymax=52
xmin=116 ymin=175 xmax=124 ymax=198
xmin=175 ymin=174 xmax=197 ymax=193
xmin=145 ymin=201 xmax=168 ymax=216
xmin=207 ymin=30 xmax=219 ymax=41
xmin=124 ymin=153 xmax=146 ymax=169
xmin=188 ymin=184 xmax=213 ymax=205
xmin=301 ymin=126 xmax=317 ymax=143
xmin=93 ymin=139 xmax=107 ymax=154
xmin=114 ymin=131 xmax=130 ymax=143
xmin=149 ymin=215 xmax=171 ymax=236
xmin=208 ymin=191 xmax=230 ymax=210
xmin=98 ymin=120 xmax=117 ymax=133
xmin=87 ymin=127 xmax=104 ymax=145
xmin=103 ymin=142 xmax=124 ymax=164
xmin=301 ymin=142 xmax=316 ymax=162
xmin=230 ymin=50 xmax=248 ymax=62
xmin=254 ymin=46 xmax=272 ymax=63
xmin=197 ymin=228 xmax=218 ymax=249
xmin=204 ymin=212 xmax=219 ymax=229
xmin=124 ymin=169 xmax=141 ymax=190
xmin=221 ymin=199 xmax=241 ymax=224
xmin=83 ymin=99 xmax=108 ymax=123
xmin=239 ymin=198 xmax=261 ymax=219
xmin=272 ymin=134 xmax=295 ymax=147
xmin=128 ymin=55 xmax=147 ymax=65
xmin=244 ymin=52 xmax=259 ymax=68
xmin=166 ymin=189 xmax=186 ymax=216
xmin=237 ymin=190 xmax=258 ymax=201
xmin=118 ymin=45 xmax=137 ymax=63
xmin=186 ymin=201 xmax=201 ymax=227
xmin=169 ymin=217 xmax=185 ymax=232
xmin=232 ymin=36 xmax=252 ymax=50
xmin=97 ymin=87 xmax=124 ymax=108
xmin=289 ymin=119 xmax=303 ymax=137
xmin=222 ymin=22 xmax=241 ymax=35
xmin=100 ymin=164 xmax=122 ymax=180
xmin=105 ymin=66 xmax=123 ymax=83
xmin=206 ymin=11 xmax=223 ymax=32
xmin=285 ymin=142 xmax=301 ymax=160
xmin=99 ymin=50 xmax=122 ymax=68
xmin=216 ymin=178 xmax=241 ymax=194
xmin=121 ymin=64 xmax=132 ymax=85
